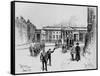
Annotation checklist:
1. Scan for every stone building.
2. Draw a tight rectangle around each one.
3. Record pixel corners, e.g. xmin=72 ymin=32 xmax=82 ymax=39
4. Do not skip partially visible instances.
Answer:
xmin=40 ymin=25 xmax=87 ymax=43
xmin=35 ymin=29 xmax=41 ymax=42
xmin=15 ymin=16 xmax=28 ymax=45
xmin=15 ymin=16 xmax=36 ymax=45
xmin=27 ymin=20 xmax=36 ymax=43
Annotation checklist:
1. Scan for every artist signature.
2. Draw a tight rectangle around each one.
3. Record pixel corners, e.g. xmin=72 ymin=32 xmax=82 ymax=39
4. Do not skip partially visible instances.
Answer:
xmin=19 ymin=64 xmax=32 ymax=72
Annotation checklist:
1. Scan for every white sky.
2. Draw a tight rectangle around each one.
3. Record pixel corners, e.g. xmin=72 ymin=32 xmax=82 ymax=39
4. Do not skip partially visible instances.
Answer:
xmin=15 ymin=2 xmax=88 ymax=29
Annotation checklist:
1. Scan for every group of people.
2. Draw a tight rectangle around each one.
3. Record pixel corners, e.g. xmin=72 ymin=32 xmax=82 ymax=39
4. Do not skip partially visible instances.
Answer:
xmin=66 ymin=38 xmax=74 ymax=48
xmin=71 ymin=43 xmax=81 ymax=61
xmin=29 ymin=41 xmax=81 ymax=71
xmin=55 ymin=38 xmax=74 ymax=50
xmin=29 ymin=42 xmax=45 ymax=56
xmin=40 ymin=42 xmax=81 ymax=71
xmin=40 ymin=48 xmax=56 ymax=71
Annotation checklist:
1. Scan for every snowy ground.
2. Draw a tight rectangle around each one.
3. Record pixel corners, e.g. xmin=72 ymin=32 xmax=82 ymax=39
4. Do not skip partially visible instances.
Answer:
xmin=15 ymin=42 xmax=96 ymax=74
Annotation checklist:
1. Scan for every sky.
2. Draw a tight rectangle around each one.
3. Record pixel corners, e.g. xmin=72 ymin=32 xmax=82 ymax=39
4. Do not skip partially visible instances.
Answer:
xmin=15 ymin=2 xmax=88 ymax=29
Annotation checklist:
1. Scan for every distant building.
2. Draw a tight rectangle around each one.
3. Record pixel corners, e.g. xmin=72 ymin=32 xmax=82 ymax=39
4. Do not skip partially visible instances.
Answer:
xmin=27 ymin=20 xmax=36 ymax=42
xmin=35 ymin=29 xmax=41 ymax=42
xmin=15 ymin=16 xmax=36 ymax=45
xmin=40 ymin=25 xmax=87 ymax=43
xmin=15 ymin=16 xmax=28 ymax=45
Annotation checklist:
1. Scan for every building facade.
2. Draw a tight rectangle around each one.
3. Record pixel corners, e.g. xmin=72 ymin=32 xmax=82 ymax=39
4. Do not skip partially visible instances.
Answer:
xmin=15 ymin=16 xmax=28 ymax=45
xmin=35 ymin=29 xmax=41 ymax=42
xmin=40 ymin=26 xmax=87 ymax=43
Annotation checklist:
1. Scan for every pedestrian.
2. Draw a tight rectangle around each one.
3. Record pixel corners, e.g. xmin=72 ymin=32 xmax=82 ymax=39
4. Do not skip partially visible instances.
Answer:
xmin=46 ymin=48 xmax=56 ymax=66
xmin=29 ymin=46 xmax=33 ymax=56
xmin=67 ymin=38 xmax=69 ymax=46
xmin=75 ymin=43 xmax=81 ymax=61
xmin=40 ymin=49 xmax=48 ymax=71
xmin=67 ymin=38 xmax=70 ymax=49
xmin=70 ymin=46 xmax=75 ymax=61
xmin=55 ymin=42 xmax=58 ymax=48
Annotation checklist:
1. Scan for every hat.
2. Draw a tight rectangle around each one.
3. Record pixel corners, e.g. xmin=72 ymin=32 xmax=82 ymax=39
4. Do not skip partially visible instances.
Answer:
xmin=76 ymin=42 xmax=79 ymax=45
xmin=49 ymin=49 xmax=51 ymax=50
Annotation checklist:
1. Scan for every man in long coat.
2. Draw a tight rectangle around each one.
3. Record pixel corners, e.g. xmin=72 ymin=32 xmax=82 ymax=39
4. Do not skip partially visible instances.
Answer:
xmin=75 ymin=43 xmax=81 ymax=61
xmin=29 ymin=42 xmax=35 ymax=56
xmin=40 ymin=49 xmax=48 ymax=71
xmin=71 ymin=46 xmax=75 ymax=61
xmin=46 ymin=48 xmax=56 ymax=66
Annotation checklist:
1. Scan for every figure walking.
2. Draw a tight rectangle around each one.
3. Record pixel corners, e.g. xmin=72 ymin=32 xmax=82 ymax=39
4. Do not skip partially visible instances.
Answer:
xmin=29 ymin=46 xmax=33 ymax=56
xmin=40 ymin=49 xmax=48 ymax=71
xmin=70 ymin=46 xmax=75 ymax=61
xmin=47 ymin=48 xmax=56 ymax=66
xmin=67 ymin=38 xmax=70 ymax=49
xmin=29 ymin=42 xmax=35 ymax=56
xmin=75 ymin=43 xmax=81 ymax=61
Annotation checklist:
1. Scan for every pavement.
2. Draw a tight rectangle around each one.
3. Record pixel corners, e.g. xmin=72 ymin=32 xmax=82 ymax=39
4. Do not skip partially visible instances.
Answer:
xmin=15 ymin=42 xmax=96 ymax=73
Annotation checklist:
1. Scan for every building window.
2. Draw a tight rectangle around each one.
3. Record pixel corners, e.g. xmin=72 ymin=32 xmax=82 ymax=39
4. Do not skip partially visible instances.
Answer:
xmin=74 ymin=34 xmax=78 ymax=41
xmin=79 ymin=33 xmax=83 ymax=41
xmin=53 ymin=35 xmax=55 ymax=39
xmin=59 ymin=35 xmax=61 ymax=39
xmin=56 ymin=35 xmax=58 ymax=39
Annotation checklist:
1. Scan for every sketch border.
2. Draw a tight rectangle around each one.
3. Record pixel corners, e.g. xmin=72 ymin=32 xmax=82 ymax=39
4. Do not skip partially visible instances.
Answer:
xmin=11 ymin=1 xmax=98 ymax=75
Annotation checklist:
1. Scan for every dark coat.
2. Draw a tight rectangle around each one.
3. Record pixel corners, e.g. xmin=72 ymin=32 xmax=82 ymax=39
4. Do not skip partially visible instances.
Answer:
xmin=40 ymin=52 xmax=48 ymax=62
xmin=47 ymin=50 xmax=54 ymax=58
xmin=75 ymin=45 xmax=80 ymax=54
xmin=47 ymin=48 xmax=56 ymax=59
